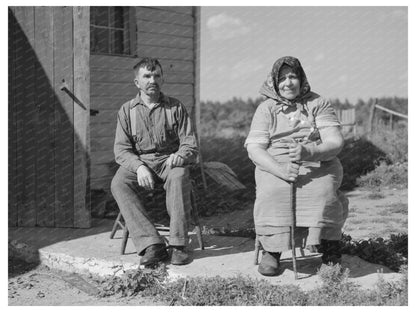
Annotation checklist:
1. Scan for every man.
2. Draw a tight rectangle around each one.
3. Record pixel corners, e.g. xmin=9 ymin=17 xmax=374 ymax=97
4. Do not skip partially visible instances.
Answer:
xmin=111 ymin=57 xmax=198 ymax=266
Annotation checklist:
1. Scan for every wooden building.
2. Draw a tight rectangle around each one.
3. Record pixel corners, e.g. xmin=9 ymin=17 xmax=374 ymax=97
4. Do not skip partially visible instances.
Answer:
xmin=8 ymin=6 xmax=201 ymax=228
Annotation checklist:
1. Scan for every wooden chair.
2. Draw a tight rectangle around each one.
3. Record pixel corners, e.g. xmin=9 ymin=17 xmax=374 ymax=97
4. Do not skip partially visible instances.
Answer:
xmin=110 ymin=190 xmax=204 ymax=255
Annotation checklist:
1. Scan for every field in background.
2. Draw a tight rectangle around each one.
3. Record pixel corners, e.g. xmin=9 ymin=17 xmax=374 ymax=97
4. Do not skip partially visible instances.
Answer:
xmin=195 ymin=96 xmax=408 ymax=238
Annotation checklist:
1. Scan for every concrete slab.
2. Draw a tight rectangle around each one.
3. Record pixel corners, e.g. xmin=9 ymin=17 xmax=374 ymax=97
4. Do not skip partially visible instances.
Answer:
xmin=9 ymin=219 xmax=402 ymax=291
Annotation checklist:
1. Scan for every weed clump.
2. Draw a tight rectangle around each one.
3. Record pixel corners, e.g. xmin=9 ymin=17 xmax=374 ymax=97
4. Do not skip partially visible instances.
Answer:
xmin=90 ymin=263 xmax=407 ymax=305
xmin=93 ymin=265 xmax=167 ymax=298
xmin=358 ymin=161 xmax=407 ymax=190
xmin=340 ymin=234 xmax=407 ymax=272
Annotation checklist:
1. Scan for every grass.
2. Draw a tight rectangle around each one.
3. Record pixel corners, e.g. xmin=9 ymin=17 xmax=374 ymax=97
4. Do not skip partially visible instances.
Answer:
xmin=388 ymin=203 xmax=407 ymax=214
xmin=90 ymin=263 xmax=408 ymax=306
xmin=358 ymin=161 xmax=408 ymax=192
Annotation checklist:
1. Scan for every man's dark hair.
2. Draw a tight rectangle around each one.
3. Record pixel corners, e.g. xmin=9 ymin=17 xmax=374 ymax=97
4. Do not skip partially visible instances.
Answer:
xmin=133 ymin=57 xmax=163 ymax=77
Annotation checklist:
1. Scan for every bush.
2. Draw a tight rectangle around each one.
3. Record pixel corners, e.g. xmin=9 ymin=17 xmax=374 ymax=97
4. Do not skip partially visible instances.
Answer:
xmin=340 ymin=233 xmax=408 ymax=272
xmin=338 ymin=138 xmax=388 ymax=190
xmin=365 ymin=124 xmax=408 ymax=164
xmin=358 ymin=161 xmax=407 ymax=190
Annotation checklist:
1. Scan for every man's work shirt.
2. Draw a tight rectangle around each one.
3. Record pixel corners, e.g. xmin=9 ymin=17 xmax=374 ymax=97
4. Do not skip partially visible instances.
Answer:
xmin=114 ymin=92 xmax=198 ymax=173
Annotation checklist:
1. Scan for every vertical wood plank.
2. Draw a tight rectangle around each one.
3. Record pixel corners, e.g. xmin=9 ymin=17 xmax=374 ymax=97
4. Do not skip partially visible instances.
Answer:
xmin=34 ymin=7 xmax=55 ymax=227
xmin=73 ymin=6 xmax=91 ymax=228
xmin=368 ymin=99 xmax=377 ymax=133
xmin=53 ymin=6 xmax=74 ymax=227
xmin=8 ymin=7 xmax=17 ymax=226
xmin=129 ymin=7 xmax=137 ymax=56
xmin=193 ymin=7 xmax=200 ymax=136
xmin=14 ymin=7 xmax=37 ymax=227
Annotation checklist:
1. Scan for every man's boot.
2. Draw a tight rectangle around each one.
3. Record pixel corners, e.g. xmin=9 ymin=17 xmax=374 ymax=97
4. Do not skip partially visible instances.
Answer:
xmin=140 ymin=244 xmax=169 ymax=266
xmin=258 ymin=251 xmax=282 ymax=276
xmin=320 ymin=239 xmax=342 ymax=265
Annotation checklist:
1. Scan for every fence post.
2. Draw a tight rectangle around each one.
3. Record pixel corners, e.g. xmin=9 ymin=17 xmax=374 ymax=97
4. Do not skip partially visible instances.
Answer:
xmin=389 ymin=114 xmax=393 ymax=130
xmin=368 ymin=99 xmax=377 ymax=133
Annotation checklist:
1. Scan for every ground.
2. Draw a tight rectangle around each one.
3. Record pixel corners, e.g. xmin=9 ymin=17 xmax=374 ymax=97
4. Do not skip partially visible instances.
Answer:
xmin=8 ymin=186 xmax=407 ymax=305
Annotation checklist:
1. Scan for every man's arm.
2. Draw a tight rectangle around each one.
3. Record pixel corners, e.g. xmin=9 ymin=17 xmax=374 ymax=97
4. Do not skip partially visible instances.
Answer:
xmin=171 ymin=102 xmax=199 ymax=166
xmin=113 ymin=105 xmax=145 ymax=172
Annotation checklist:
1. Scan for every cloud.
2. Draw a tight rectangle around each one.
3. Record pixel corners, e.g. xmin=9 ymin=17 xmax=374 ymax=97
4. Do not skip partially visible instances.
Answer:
xmin=206 ymin=13 xmax=250 ymax=40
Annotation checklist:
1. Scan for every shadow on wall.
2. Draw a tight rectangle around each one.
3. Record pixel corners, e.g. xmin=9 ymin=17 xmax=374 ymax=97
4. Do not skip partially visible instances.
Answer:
xmin=8 ymin=7 xmax=110 ymax=271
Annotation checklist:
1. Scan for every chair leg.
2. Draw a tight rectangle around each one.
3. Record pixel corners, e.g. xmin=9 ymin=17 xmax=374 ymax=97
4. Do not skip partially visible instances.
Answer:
xmin=254 ymin=235 xmax=261 ymax=265
xmin=195 ymin=225 xmax=204 ymax=250
xmin=190 ymin=190 xmax=204 ymax=250
xmin=300 ymin=247 xmax=305 ymax=257
xmin=110 ymin=212 xmax=122 ymax=239
xmin=121 ymin=225 xmax=129 ymax=255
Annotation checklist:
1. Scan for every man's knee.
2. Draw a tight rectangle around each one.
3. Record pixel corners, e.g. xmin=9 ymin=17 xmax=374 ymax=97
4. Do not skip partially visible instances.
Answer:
xmin=167 ymin=167 xmax=190 ymax=182
xmin=111 ymin=167 xmax=133 ymax=195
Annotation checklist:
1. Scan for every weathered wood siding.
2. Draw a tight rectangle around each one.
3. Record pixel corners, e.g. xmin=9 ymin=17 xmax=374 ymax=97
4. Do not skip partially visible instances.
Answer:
xmin=9 ymin=7 xmax=91 ymax=228
xmin=90 ymin=6 xmax=197 ymax=191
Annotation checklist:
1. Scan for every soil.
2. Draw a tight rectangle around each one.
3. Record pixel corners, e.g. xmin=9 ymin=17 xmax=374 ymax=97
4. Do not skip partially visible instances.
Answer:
xmin=8 ymin=186 xmax=407 ymax=306
xmin=8 ymin=259 xmax=165 ymax=306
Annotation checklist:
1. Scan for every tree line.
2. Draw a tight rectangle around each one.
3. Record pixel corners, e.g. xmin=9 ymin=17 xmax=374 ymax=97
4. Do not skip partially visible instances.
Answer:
xmin=200 ymin=96 xmax=408 ymax=137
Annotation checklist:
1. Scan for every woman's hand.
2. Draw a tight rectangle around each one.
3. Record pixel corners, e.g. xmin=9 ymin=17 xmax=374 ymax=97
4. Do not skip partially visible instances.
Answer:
xmin=288 ymin=141 xmax=308 ymax=162
xmin=281 ymin=162 xmax=300 ymax=182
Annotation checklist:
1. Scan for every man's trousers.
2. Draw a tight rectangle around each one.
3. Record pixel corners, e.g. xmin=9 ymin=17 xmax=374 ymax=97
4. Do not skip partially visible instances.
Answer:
xmin=111 ymin=164 xmax=192 ymax=256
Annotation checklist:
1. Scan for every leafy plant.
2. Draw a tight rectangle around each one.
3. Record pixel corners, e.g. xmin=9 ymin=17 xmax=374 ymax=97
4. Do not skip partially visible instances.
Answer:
xmin=93 ymin=265 xmax=167 ymax=298
xmin=340 ymin=233 xmax=408 ymax=271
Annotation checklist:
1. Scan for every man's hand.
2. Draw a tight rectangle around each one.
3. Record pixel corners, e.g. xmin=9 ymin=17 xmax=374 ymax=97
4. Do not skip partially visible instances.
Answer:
xmin=281 ymin=162 xmax=300 ymax=182
xmin=165 ymin=153 xmax=184 ymax=168
xmin=136 ymin=165 xmax=155 ymax=190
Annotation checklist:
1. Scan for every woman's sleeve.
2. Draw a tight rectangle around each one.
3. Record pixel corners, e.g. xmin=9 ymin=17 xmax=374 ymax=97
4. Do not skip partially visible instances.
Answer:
xmin=314 ymin=98 xmax=341 ymax=129
xmin=244 ymin=102 xmax=271 ymax=148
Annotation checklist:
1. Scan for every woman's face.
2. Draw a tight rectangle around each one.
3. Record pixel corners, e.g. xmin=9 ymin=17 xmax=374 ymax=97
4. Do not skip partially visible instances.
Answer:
xmin=277 ymin=65 xmax=301 ymax=100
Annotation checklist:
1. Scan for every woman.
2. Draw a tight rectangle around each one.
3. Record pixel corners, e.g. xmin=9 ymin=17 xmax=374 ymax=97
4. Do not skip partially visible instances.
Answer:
xmin=245 ymin=56 xmax=349 ymax=276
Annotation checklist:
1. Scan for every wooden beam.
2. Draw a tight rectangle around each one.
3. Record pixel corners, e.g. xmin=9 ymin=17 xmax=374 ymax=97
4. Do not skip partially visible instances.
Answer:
xmin=129 ymin=7 xmax=137 ymax=56
xmin=91 ymin=68 xmax=194 ymax=84
xmin=34 ymin=6 xmax=55 ymax=227
xmin=136 ymin=20 xmax=193 ymax=38
xmin=136 ymin=7 xmax=193 ymax=26
xmin=73 ymin=6 xmax=91 ymax=228
xmin=368 ymin=99 xmax=376 ymax=133
xmin=375 ymin=104 xmax=408 ymax=119
xmin=193 ymin=6 xmax=207 ymax=190
xmin=53 ymin=6 xmax=74 ymax=227
xmin=136 ymin=32 xmax=193 ymax=49
xmin=136 ymin=45 xmax=194 ymax=61
xmin=90 ymin=54 xmax=194 ymax=72
xmin=14 ymin=7 xmax=37 ymax=227
xmin=150 ymin=6 xmax=193 ymax=15
xmin=8 ymin=7 xmax=17 ymax=226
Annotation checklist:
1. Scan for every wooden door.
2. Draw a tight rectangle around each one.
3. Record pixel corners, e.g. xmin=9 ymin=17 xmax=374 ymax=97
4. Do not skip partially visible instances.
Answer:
xmin=9 ymin=7 xmax=91 ymax=228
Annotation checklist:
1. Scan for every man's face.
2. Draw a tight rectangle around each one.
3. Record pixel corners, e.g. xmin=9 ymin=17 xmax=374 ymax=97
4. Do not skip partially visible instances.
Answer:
xmin=134 ymin=66 xmax=164 ymax=96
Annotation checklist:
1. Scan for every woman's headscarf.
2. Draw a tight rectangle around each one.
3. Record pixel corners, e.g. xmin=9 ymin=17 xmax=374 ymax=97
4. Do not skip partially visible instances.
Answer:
xmin=259 ymin=56 xmax=311 ymax=107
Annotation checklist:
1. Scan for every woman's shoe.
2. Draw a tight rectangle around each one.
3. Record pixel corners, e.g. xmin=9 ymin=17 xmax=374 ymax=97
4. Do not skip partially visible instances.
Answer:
xmin=320 ymin=239 xmax=342 ymax=265
xmin=258 ymin=251 xmax=282 ymax=276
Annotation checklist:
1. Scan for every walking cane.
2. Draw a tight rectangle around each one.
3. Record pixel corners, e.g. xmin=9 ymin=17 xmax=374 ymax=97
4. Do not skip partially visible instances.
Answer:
xmin=289 ymin=180 xmax=298 ymax=280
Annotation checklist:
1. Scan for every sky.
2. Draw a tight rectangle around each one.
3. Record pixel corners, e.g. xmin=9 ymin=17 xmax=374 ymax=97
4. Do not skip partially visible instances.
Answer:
xmin=200 ymin=6 xmax=408 ymax=104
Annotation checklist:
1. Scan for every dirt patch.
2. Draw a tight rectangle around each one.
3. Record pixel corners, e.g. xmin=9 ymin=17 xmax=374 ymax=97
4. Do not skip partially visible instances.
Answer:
xmin=8 ymin=262 xmax=163 ymax=306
